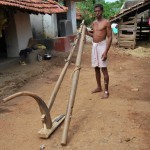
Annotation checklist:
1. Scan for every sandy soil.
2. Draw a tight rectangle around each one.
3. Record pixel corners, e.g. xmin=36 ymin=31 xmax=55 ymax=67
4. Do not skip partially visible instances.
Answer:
xmin=0 ymin=40 xmax=150 ymax=150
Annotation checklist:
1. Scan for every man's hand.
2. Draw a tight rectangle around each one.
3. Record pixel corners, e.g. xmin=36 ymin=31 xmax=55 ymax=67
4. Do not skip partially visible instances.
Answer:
xmin=101 ymin=52 xmax=107 ymax=61
xmin=86 ymin=28 xmax=93 ymax=37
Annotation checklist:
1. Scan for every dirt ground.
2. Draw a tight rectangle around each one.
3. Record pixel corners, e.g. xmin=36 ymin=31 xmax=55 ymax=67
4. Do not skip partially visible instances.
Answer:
xmin=0 ymin=39 xmax=150 ymax=150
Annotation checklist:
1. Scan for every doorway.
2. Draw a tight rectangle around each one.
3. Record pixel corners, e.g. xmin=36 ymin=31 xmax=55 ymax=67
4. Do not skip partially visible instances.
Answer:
xmin=0 ymin=30 xmax=7 ymax=59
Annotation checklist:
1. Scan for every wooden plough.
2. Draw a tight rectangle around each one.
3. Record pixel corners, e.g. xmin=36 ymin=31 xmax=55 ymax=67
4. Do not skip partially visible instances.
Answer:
xmin=2 ymin=21 xmax=86 ymax=145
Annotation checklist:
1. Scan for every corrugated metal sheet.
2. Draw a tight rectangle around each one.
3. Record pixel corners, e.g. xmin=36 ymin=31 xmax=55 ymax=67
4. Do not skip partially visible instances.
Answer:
xmin=0 ymin=0 xmax=68 ymax=14
xmin=110 ymin=0 xmax=150 ymax=22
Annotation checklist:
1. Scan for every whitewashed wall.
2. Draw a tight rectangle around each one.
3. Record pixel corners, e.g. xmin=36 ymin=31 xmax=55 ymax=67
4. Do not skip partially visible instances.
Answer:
xmin=6 ymin=11 xmax=32 ymax=57
xmin=30 ymin=14 xmax=43 ymax=39
xmin=30 ymin=14 xmax=58 ymax=39
xmin=43 ymin=14 xmax=58 ymax=38
xmin=15 ymin=12 xmax=32 ymax=51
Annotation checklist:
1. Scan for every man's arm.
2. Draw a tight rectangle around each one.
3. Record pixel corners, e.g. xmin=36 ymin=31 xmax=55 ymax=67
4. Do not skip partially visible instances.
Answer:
xmin=105 ymin=21 xmax=112 ymax=53
xmin=86 ymin=29 xmax=93 ymax=37
xmin=102 ymin=21 xmax=112 ymax=61
xmin=86 ymin=23 xmax=94 ymax=37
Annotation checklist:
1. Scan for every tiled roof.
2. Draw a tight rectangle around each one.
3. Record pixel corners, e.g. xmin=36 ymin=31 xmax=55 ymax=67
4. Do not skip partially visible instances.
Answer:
xmin=110 ymin=0 xmax=150 ymax=22
xmin=0 ymin=0 xmax=68 ymax=14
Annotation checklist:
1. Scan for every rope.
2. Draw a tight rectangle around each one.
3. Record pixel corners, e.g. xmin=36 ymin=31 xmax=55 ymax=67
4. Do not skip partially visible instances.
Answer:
xmin=71 ymin=65 xmax=81 ymax=79
xmin=71 ymin=42 xmax=76 ymax=46
xmin=65 ymin=59 xmax=70 ymax=63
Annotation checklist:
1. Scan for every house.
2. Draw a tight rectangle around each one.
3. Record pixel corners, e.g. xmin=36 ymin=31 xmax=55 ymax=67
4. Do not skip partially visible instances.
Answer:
xmin=110 ymin=0 xmax=150 ymax=49
xmin=30 ymin=0 xmax=83 ymax=52
xmin=0 ymin=0 xmax=67 ymax=59
xmin=120 ymin=0 xmax=144 ymax=11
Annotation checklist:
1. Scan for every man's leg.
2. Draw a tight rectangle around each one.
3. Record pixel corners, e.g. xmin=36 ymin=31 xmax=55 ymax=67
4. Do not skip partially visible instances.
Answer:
xmin=20 ymin=55 xmax=25 ymax=62
xmin=101 ymin=67 xmax=109 ymax=98
xmin=92 ymin=67 xmax=102 ymax=93
xmin=19 ymin=50 xmax=27 ymax=65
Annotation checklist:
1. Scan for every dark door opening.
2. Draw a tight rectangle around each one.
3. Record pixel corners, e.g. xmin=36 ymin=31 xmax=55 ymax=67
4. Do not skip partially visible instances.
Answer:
xmin=57 ymin=13 xmax=67 ymax=37
xmin=0 ymin=30 xmax=7 ymax=58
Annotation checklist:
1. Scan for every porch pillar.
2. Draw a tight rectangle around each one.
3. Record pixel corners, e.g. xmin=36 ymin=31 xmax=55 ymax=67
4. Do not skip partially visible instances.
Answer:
xmin=66 ymin=0 xmax=77 ymax=34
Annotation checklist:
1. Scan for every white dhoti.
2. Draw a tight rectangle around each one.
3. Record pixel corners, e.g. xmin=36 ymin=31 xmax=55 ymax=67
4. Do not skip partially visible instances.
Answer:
xmin=92 ymin=40 xmax=107 ymax=68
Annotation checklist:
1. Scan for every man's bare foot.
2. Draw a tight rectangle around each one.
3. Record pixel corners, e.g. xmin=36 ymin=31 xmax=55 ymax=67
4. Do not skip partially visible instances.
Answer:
xmin=91 ymin=88 xmax=102 ymax=94
xmin=101 ymin=91 xmax=109 ymax=99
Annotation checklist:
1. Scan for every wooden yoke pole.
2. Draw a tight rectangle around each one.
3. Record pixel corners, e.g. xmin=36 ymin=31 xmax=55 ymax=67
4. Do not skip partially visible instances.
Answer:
xmin=47 ymin=20 xmax=85 ymax=111
xmin=2 ymin=21 xmax=85 ymax=139
xmin=61 ymin=25 xmax=86 ymax=145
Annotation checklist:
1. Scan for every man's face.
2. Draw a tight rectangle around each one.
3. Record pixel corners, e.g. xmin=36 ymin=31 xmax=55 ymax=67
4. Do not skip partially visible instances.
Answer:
xmin=94 ymin=7 xmax=102 ymax=18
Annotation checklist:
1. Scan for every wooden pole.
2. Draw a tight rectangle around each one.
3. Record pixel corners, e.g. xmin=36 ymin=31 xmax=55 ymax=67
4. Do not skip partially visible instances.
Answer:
xmin=133 ymin=14 xmax=138 ymax=49
xmin=47 ymin=20 xmax=84 ymax=111
xmin=61 ymin=25 xmax=86 ymax=145
xmin=2 ymin=21 xmax=85 ymax=139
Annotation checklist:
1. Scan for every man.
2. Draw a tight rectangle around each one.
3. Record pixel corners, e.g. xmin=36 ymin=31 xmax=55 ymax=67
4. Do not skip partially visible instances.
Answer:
xmin=86 ymin=4 xmax=112 ymax=99
xmin=19 ymin=47 xmax=32 ymax=65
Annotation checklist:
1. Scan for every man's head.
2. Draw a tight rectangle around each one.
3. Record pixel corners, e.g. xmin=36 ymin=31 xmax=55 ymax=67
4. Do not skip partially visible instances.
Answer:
xmin=94 ymin=4 xmax=103 ymax=19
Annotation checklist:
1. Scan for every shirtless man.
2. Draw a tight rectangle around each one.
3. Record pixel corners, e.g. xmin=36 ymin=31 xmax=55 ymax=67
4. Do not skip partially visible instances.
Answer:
xmin=86 ymin=4 xmax=112 ymax=99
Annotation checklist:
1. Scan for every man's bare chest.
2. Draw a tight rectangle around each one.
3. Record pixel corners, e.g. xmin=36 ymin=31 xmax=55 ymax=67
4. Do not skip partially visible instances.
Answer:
xmin=93 ymin=22 xmax=106 ymax=31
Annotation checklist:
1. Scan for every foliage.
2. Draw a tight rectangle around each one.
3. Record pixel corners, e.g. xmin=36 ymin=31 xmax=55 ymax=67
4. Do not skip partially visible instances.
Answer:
xmin=76 ymin=0 xmax=125 ymax=25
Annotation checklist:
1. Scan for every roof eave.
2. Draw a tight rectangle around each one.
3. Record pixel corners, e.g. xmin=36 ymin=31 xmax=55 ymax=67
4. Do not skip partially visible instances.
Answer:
xmin=0 ymin=0 xmax=68 ymax=15
xmin=110 ymin=1 xmax=150 ymax=22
